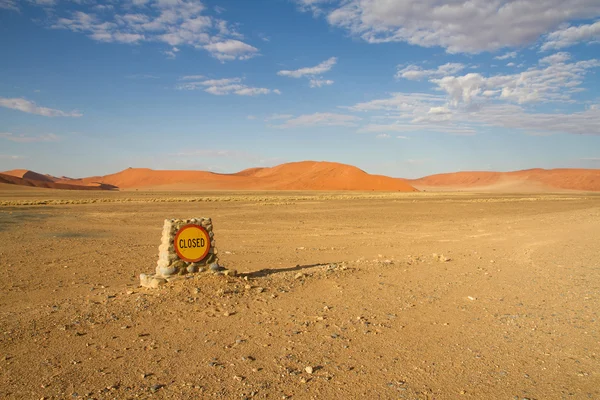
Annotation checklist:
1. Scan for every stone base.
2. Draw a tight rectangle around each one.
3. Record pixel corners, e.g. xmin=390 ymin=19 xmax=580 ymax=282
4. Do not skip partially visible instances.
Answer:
xmin=139 ymin=267 xmax=238 ymax=288
xmin=139 ymin=217 xmax=237 ymax=288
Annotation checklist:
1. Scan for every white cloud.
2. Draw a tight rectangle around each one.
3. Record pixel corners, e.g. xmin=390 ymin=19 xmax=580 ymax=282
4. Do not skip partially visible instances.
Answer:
xmin=469 ymin=103 xmax=600 ymax=136
xmin=344 ymin=92 xmax=447 ymax=113
xmin=43 ymin=1 xmax=259 ymax=62
xmin=0 ymin=132 xmax=61 ymax=143
xmin=396 ymin=136 xmax=409 ymax=139
xmin=164 ymin=46 xmax=179 ymax=58
xmin=396 ymin=63 xmax=465 ymax=80
xmin=0 ymin=97 xmax=82 ymax=117
xmin=278 ymin=57 xmax=337 ymax=78
xmin=203 ymin=39 xmax=259 ymax=61
xmin=495 ymin=51 xmax=517 ymax=60
xmin=277 ymin=57 xmax=337 ymax=88
xmin=360 ymin=122 xmax=477 ymax=136
xmin=247 ymin=115 xmax=257 ymax=120
xmin=375 ymin=133 xmax=390 ymax=139
xmin=345 ymin=89 xmax=600 ymax=137
xmin=127 ymin=74 xmax=159 ymax=79
xmin=0 ymin=0 xmax=19 ymax=11
xmin=265 ymin=113 xmax=294 ymax=120
xmin=430 ymin=55 xmax=600 ymax=105
xmin=314 ymin=0 xmax=600 ymax=53
xmin=542 ymin=20 xmax=600 ymax=50
xmin=272 ymin=112 xmax=361 ymax=128
xmin=539 ymin=52 xmax=571 ymax=65
xmin=294 ymin=0 xmax=331 ymax=16
xmin=309 ymin=78 xmax=334 ymax=88
xmin=180 ymin=74 xmax=204 ymax=80
xmin=176 ymin=77 xmax=279 ymax=96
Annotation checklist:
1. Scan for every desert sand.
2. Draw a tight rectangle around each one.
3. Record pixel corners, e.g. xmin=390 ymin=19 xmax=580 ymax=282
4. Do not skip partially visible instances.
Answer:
xmin=1 ymin=187 xmax=599 ymax=399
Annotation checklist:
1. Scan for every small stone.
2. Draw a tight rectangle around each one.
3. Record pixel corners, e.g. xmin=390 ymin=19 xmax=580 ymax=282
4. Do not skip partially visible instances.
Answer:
xmin=209 ymin=263 xmax=221 ymax=272
xmin=158 ymin=265 xmax=177 ymax=277
xmin=150 ymin=384 xmax=163 ymax=393
xmin=224 ymin=269 xmax=237 ymax=277
xmin=467 ymin=296 xmax=477 ymax=301
xmin=294 ymin=272 xmax=305 ymax=280
xmin=149 ymin=278 xmax=167 ymax=289
xmin=305 ymin=366 xmax=313 ymax=374
xmin=187 ymin=264 xmax=197 ymax=273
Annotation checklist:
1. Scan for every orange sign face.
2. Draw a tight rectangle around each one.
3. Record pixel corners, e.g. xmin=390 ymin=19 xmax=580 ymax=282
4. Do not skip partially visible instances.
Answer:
xmin=173 ymin=224 xmax=211 ymax=262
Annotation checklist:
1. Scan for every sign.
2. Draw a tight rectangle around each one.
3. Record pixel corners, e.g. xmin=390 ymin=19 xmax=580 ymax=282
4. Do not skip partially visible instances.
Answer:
xmin=174 ymin=224 xmax=211 ymax=262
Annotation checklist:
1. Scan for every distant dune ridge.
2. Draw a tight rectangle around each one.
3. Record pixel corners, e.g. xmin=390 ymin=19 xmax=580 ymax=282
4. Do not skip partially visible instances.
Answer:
xmin=409 ymin=169 xmax=600 ymax=192
xmin=1 ymin=162 xmax=599 ymax=192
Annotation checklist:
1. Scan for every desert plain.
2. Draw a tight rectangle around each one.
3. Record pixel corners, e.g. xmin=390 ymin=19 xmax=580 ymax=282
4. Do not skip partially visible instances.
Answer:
xmin=1 ymin=186 xmax=599 ymax=400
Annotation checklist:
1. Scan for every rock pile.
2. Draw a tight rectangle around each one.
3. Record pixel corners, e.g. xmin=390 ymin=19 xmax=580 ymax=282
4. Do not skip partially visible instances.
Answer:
xmin=140 ymin=218 xmax=235 ymax=289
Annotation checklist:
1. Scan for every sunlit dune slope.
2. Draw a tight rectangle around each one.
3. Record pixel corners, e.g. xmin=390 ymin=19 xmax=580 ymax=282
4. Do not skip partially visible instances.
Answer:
xmin=0 ymin=173 xmax=116 ymax=190
xmin=2 ymin=169 xmax=57 ymax=183
xmin=74 ymin=162 xmax=418 ymax=191
xmin=409 ymin=169 xmax=600 ymax=192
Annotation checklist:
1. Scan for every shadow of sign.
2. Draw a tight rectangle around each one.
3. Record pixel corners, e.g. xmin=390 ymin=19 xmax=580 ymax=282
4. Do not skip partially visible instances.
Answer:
xmin=240 ymin=262 xmax=340 ymax=278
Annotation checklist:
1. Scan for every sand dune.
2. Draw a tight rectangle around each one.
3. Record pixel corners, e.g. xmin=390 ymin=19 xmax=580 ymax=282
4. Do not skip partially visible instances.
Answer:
xmin=0 ymin=173 xmax=117 ymax=191
xmin=2 ymin=169 xmax=58 ymax=183
xmin=71 ymin=161 xmax=418 ymax=191
xmin=410 ymin=169 xmax=600 ymax=192
xmin=2 ymin=163 xmax=599 ymax=192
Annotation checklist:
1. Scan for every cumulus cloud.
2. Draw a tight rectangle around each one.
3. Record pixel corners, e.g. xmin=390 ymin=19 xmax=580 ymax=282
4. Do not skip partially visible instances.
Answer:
xmin=344 ymin=90 xmax=600 ymax=137
xmin=309 ymin=78 xmax=334 ymax=88
xmin=277 ymin=57 xmax=337 ymax=88
xmin=396 ymin=63 xmax=465 ymax=80
xmin=296 ymin=0 xmax=600 ymax=53
xmin=203 ymin=39 xmax=259 ymax=61
xmin=41 ymin=0 xmax=258 ymax=61
xmin=0 ymin=132 xmax=61 ymax=142
xmin=495 ymin=51 xmax=517 ymax=60
xmin=431 ymin=55 xmax=600 ymax=105
xmin=542 ymin=20 xmax=600 ymax=50
xmin=272 ymin=112 xmax=361 ymax=128
xmin=176 ymin=77 xmax=280 ymax=96
xmin=164 ymin=46 xmax=180 ymax=59
xmin=0 ymin=97 xmax=82 ymax=117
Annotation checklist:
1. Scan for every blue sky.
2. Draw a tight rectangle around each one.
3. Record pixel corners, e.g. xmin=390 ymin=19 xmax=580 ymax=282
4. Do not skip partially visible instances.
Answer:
xmin=0 ymin=0 xmax=599 ymax=179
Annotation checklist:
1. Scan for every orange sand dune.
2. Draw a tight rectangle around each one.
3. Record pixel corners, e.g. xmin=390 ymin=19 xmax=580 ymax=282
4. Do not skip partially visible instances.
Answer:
xmin=242 ymin=161 xmax=417 ymax=191
xmin=410 ymin=169 xmax=600 ymax=192
xmin=0 ymin=173 xmax=117 ymax=191
xmin=2 ymin=169 xmax=58 ymax=183
xmin=71 ymin=162 xmax=418 ymax=191
xmin=3 ymin=163 xmax=599 ymax=192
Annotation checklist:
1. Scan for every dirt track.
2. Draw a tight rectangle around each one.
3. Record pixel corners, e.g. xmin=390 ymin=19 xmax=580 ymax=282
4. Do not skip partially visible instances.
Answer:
xmin=1 ymin=190 xmax=599 ymax=399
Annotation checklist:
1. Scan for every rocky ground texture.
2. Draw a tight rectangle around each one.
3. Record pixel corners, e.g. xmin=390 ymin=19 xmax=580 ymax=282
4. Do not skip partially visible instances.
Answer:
xmin=0 ymin=190 xmax=599 ymax=399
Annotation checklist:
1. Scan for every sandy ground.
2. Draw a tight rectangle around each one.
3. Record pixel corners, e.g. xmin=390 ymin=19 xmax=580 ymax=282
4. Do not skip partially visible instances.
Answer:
xmin=1 ymin=189 xmax=599 ymax=399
